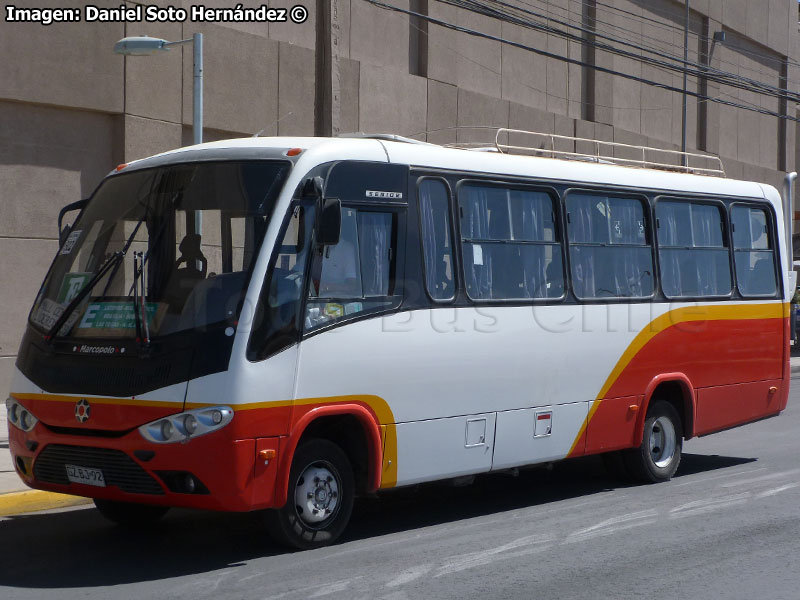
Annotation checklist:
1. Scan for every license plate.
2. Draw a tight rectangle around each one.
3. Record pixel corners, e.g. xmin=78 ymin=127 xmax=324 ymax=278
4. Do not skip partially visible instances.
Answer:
xmin=65 ymin=464 xmax=106 ymax=487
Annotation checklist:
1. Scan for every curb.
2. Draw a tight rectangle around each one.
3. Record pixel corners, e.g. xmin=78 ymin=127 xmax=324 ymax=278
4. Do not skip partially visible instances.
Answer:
xmin=0 ymin=490 xmax=91 ymax=517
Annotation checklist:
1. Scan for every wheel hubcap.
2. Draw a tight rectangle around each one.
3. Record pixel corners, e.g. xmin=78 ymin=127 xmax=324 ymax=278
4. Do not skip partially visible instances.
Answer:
xmin=649 ymin=416 xmax=676 ymax=468
xmin=294 ymin=462 xmax=340 ymax=526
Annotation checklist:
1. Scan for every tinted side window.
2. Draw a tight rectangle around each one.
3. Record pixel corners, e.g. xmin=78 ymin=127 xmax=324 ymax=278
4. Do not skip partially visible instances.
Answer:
xmin=657 ymin=201 xmax=731 ymax=298
xmin=566 ymin=193 xmax=654 ymax=299
xmin=306 ymin=208 xmax=400 ymax=330
xmin=731 ymin=205 xmax=777 ymax=297
xmin=459 ymin=184 xmax=564 ymax=300
xmin=247 ymin=202 xmax=315 ymax=361
xmin=418 ymin=179 xmax=455 ymax=301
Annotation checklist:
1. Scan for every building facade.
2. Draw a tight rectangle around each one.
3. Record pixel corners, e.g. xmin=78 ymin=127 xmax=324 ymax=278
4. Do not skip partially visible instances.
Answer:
xmin=1 ymin=0 xmax=799 ymax=394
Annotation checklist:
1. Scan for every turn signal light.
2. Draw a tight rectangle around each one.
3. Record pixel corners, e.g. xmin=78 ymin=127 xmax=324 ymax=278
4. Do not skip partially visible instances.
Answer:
xmin=259 ymin=449 xmax=277 ymax=466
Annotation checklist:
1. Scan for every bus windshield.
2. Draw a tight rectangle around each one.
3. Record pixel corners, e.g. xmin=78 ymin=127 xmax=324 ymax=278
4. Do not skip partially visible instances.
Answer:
xmin=30 ymin=160 xmax=290 ymax=341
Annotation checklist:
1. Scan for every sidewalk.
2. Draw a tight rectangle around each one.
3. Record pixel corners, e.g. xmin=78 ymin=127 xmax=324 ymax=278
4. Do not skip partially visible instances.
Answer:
xmin=3 ymin=358 xmax=800 ymax=516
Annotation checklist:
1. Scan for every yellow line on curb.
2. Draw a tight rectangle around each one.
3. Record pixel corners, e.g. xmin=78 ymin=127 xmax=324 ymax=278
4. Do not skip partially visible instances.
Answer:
xmin=0 ymin=490 xmax=91 ymax=517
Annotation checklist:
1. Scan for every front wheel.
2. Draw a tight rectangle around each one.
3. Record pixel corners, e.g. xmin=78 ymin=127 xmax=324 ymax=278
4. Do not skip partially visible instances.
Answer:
xmin=264 ymin=439 xmax=354 ymax=550
xmin=624 ymin=401 xmax=683 ymax=483
xmin=93 ymin=499 xmax=169 ymax=526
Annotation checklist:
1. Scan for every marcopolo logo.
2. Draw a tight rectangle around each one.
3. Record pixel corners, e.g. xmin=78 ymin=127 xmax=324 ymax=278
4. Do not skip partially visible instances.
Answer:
xmin=72 ymin=344 xmax=123 ymax=355
xmin=75 ymin=399 xmax=91 ymax=424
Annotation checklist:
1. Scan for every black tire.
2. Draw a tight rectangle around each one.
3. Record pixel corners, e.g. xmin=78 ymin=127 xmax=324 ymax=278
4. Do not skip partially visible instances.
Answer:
xmin=264 ymin=439 xmax=354 ymax=550
xmin=93 ymin=499 xmax=169 ymax=526
xmin=623 ymin=401 xmax=683 ymax=483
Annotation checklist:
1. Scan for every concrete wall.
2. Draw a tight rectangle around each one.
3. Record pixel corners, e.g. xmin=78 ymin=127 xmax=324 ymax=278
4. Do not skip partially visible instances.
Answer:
xmin=0 ymin=0 xmax=798 ymax=395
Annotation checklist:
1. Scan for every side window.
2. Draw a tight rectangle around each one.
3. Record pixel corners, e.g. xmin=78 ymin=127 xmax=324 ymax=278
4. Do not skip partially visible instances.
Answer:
xmin=459 ymin=184 xmax=564 ymax=300
xmin=566 ymin=193 xmax=654 ymax=299
xmin=418 ymin=179 xmax=455 ymax=301
xmin=731 ymin=205 xmax=777 ymax=297
xmin=247 ymin=203 xmax=315 ymax=361
xmin=306 ymin=207 xmax=400 ymax=330
xmin=657 ymin=201 xmax=731 ymax=298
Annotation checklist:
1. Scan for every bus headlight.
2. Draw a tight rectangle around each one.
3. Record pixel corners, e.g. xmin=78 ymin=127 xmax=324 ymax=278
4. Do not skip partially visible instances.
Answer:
xmin=139 ymin=406 xmax=234 ymax=444
xmin=160 ymin=420 xmax=174 ymax=440
xmin=183 ymin=414 xmax=198 ymax=435
xmin=6 ymin=397 xmax=39 ymax=433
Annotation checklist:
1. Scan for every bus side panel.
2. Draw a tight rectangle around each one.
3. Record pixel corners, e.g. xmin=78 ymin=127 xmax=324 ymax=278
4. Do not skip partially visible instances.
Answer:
xmin=694 ymin=380 xmax=783 ymax=436
xmin=600 ymin=313 xmax=784 ymax=397
xmin=583 ymin=395 xmax=642 ymax=455
xmin=492 ymin=402 xmax=588 ymax=470
xmin=393 ymin=413 xmax=496 ymax=486
xmin=578 ymin=305 xmax=785 ymax=452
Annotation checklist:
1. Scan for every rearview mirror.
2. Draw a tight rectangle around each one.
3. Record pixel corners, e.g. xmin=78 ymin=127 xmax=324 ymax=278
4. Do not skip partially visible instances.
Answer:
xmin=318 ymin=198 xmax=341 ymax=246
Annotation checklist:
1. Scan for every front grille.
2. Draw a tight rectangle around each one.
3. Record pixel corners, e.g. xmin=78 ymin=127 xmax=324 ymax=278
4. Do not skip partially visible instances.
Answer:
xmin=42 ymin=424 xmax=134 ymax=438
xmin=33 ymin=445 xmax=164 ymax=495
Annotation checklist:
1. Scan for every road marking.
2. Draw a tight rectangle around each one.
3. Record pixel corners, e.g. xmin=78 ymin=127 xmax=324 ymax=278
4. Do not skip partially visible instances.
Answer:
xmin=263 ymin=577 xmax=362 ymax=600
xmin=435 ymin=534 xmax=554 ymax=577
xmin=671 ymin=467 xmax=767 ymax=488
xmin=385 ymin=565 xmax=432 ymax=588
xmin=720 ymin=468 xmax=800 ymax=488
xmin=670 ymin=492 xmax=750 ymax=518
xmin=564 ymin=509 xmax=658 ymax=543
xmin=309 ymin=579 xmax=354 ymax=598
xmin=755 ymin=483 xmax=800 ymax=498
xmin=304 ymin=497 xmax=619 ymax=565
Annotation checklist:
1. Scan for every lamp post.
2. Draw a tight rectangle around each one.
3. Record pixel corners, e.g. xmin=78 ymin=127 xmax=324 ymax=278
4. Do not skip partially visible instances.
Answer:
xmin=114 ymin=33 xmax=203 ymax=146
xmin=114 ymin=33 xmax=204 ymax=236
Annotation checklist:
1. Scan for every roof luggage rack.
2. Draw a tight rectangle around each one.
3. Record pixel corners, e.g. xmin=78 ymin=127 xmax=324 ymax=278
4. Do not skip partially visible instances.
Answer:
xmin=445 ymin=128 xmax=726 ymax=177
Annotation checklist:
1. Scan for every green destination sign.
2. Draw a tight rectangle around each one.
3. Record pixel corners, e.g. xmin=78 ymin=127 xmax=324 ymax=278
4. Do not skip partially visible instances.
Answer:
xmin=77 ymin=302 xmax=159 ymax=330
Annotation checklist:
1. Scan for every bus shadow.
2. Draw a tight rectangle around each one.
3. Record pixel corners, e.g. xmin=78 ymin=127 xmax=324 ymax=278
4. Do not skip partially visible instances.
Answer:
xmin=343 ymin=452 xmax=757 ymax=543
xmin=0 ymin=452 xmax=755 ymax=589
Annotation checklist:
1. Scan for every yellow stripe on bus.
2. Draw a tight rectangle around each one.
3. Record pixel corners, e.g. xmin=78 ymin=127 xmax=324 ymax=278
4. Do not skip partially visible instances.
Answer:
xmin=567 ymin=302 xmax=787 ymax=456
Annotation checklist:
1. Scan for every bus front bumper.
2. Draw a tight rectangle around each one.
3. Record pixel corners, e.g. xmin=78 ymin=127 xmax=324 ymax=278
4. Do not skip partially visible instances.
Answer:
xmin=7 ymin=423 xmax=284 ymax=512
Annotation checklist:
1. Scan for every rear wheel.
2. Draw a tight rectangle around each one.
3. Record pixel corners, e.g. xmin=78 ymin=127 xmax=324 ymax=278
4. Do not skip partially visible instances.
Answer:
xmin=264 ymin=439 xmax=354 ymax=550
xmin=93 ymin=499 xmax=169 ymax=526
xmin=624 ymin=401 xmax=683 ymax=483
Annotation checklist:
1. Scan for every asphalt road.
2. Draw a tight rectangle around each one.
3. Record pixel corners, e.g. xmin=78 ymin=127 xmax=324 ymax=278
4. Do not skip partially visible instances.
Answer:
xmin=2 ymin=385 xmax=800 ymax=600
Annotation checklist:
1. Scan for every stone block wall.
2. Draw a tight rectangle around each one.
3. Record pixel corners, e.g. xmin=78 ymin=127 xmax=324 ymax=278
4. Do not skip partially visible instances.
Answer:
xmin=0 ymin=0 xmax=798 ymax=394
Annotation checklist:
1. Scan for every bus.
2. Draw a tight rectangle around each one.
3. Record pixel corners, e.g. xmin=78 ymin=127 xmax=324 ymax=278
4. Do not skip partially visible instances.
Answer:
xmin=6 ymin=132 xmax=794 ymax=549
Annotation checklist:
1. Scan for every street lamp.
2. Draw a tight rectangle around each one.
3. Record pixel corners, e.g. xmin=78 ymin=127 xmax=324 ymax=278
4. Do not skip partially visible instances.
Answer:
xmin=115 ymin=34 xmax=204 ymax=237
xmin=114 ymin=33 xmax=204 ymax=146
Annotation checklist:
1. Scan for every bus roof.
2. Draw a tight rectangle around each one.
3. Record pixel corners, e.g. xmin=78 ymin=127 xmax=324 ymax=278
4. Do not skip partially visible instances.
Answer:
xmin=122 ymin=135 xmax=771 ymax=200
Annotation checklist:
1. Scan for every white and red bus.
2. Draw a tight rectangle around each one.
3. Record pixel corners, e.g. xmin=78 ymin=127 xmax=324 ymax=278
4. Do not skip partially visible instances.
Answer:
xmin=6 ymin=133 xmax=794 ymax=548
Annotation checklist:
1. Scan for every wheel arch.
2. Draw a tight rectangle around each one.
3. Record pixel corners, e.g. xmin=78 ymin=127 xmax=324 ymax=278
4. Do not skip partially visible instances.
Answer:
xmin=274 ymin=404 xmax=383 ymax=507
xmin=637 ymin=373 xmax=696 ymax=441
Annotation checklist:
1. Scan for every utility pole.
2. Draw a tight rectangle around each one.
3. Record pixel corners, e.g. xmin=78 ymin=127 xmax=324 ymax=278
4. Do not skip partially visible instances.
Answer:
xmin=315 ymin=0 xmax=341 ymax=137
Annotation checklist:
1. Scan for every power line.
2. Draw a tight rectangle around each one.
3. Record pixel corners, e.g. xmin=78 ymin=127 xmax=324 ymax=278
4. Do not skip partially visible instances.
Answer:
xmin=521 ymin=0 xmax=799 ymax=87
xmin=441 ymin=0 xmax=798 ymax=104
xmin=588 ymin=0 xmax=800 ymax=71
xmin=364 ymin=0 xmax=800 ymax=123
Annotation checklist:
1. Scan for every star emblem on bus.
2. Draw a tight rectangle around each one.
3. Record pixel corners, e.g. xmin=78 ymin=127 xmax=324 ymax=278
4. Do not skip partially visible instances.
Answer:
xmin=75 ymin=399 xmax=91 ymax=423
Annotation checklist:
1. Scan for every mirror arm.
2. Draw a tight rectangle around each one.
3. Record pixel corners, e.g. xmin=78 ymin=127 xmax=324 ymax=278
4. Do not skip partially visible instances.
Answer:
xmin=58 ymin=199 xmax=89 ymax=239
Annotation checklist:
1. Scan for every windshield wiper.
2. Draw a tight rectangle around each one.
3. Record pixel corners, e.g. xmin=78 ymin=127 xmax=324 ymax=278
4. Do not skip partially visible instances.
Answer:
xmin=131 ymin=251 xmax=151 ymax=346
xmin=45 ymin=250 xmax=125 ymax=341
xmin=46 ymin=212 xmax=148 ymax=342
